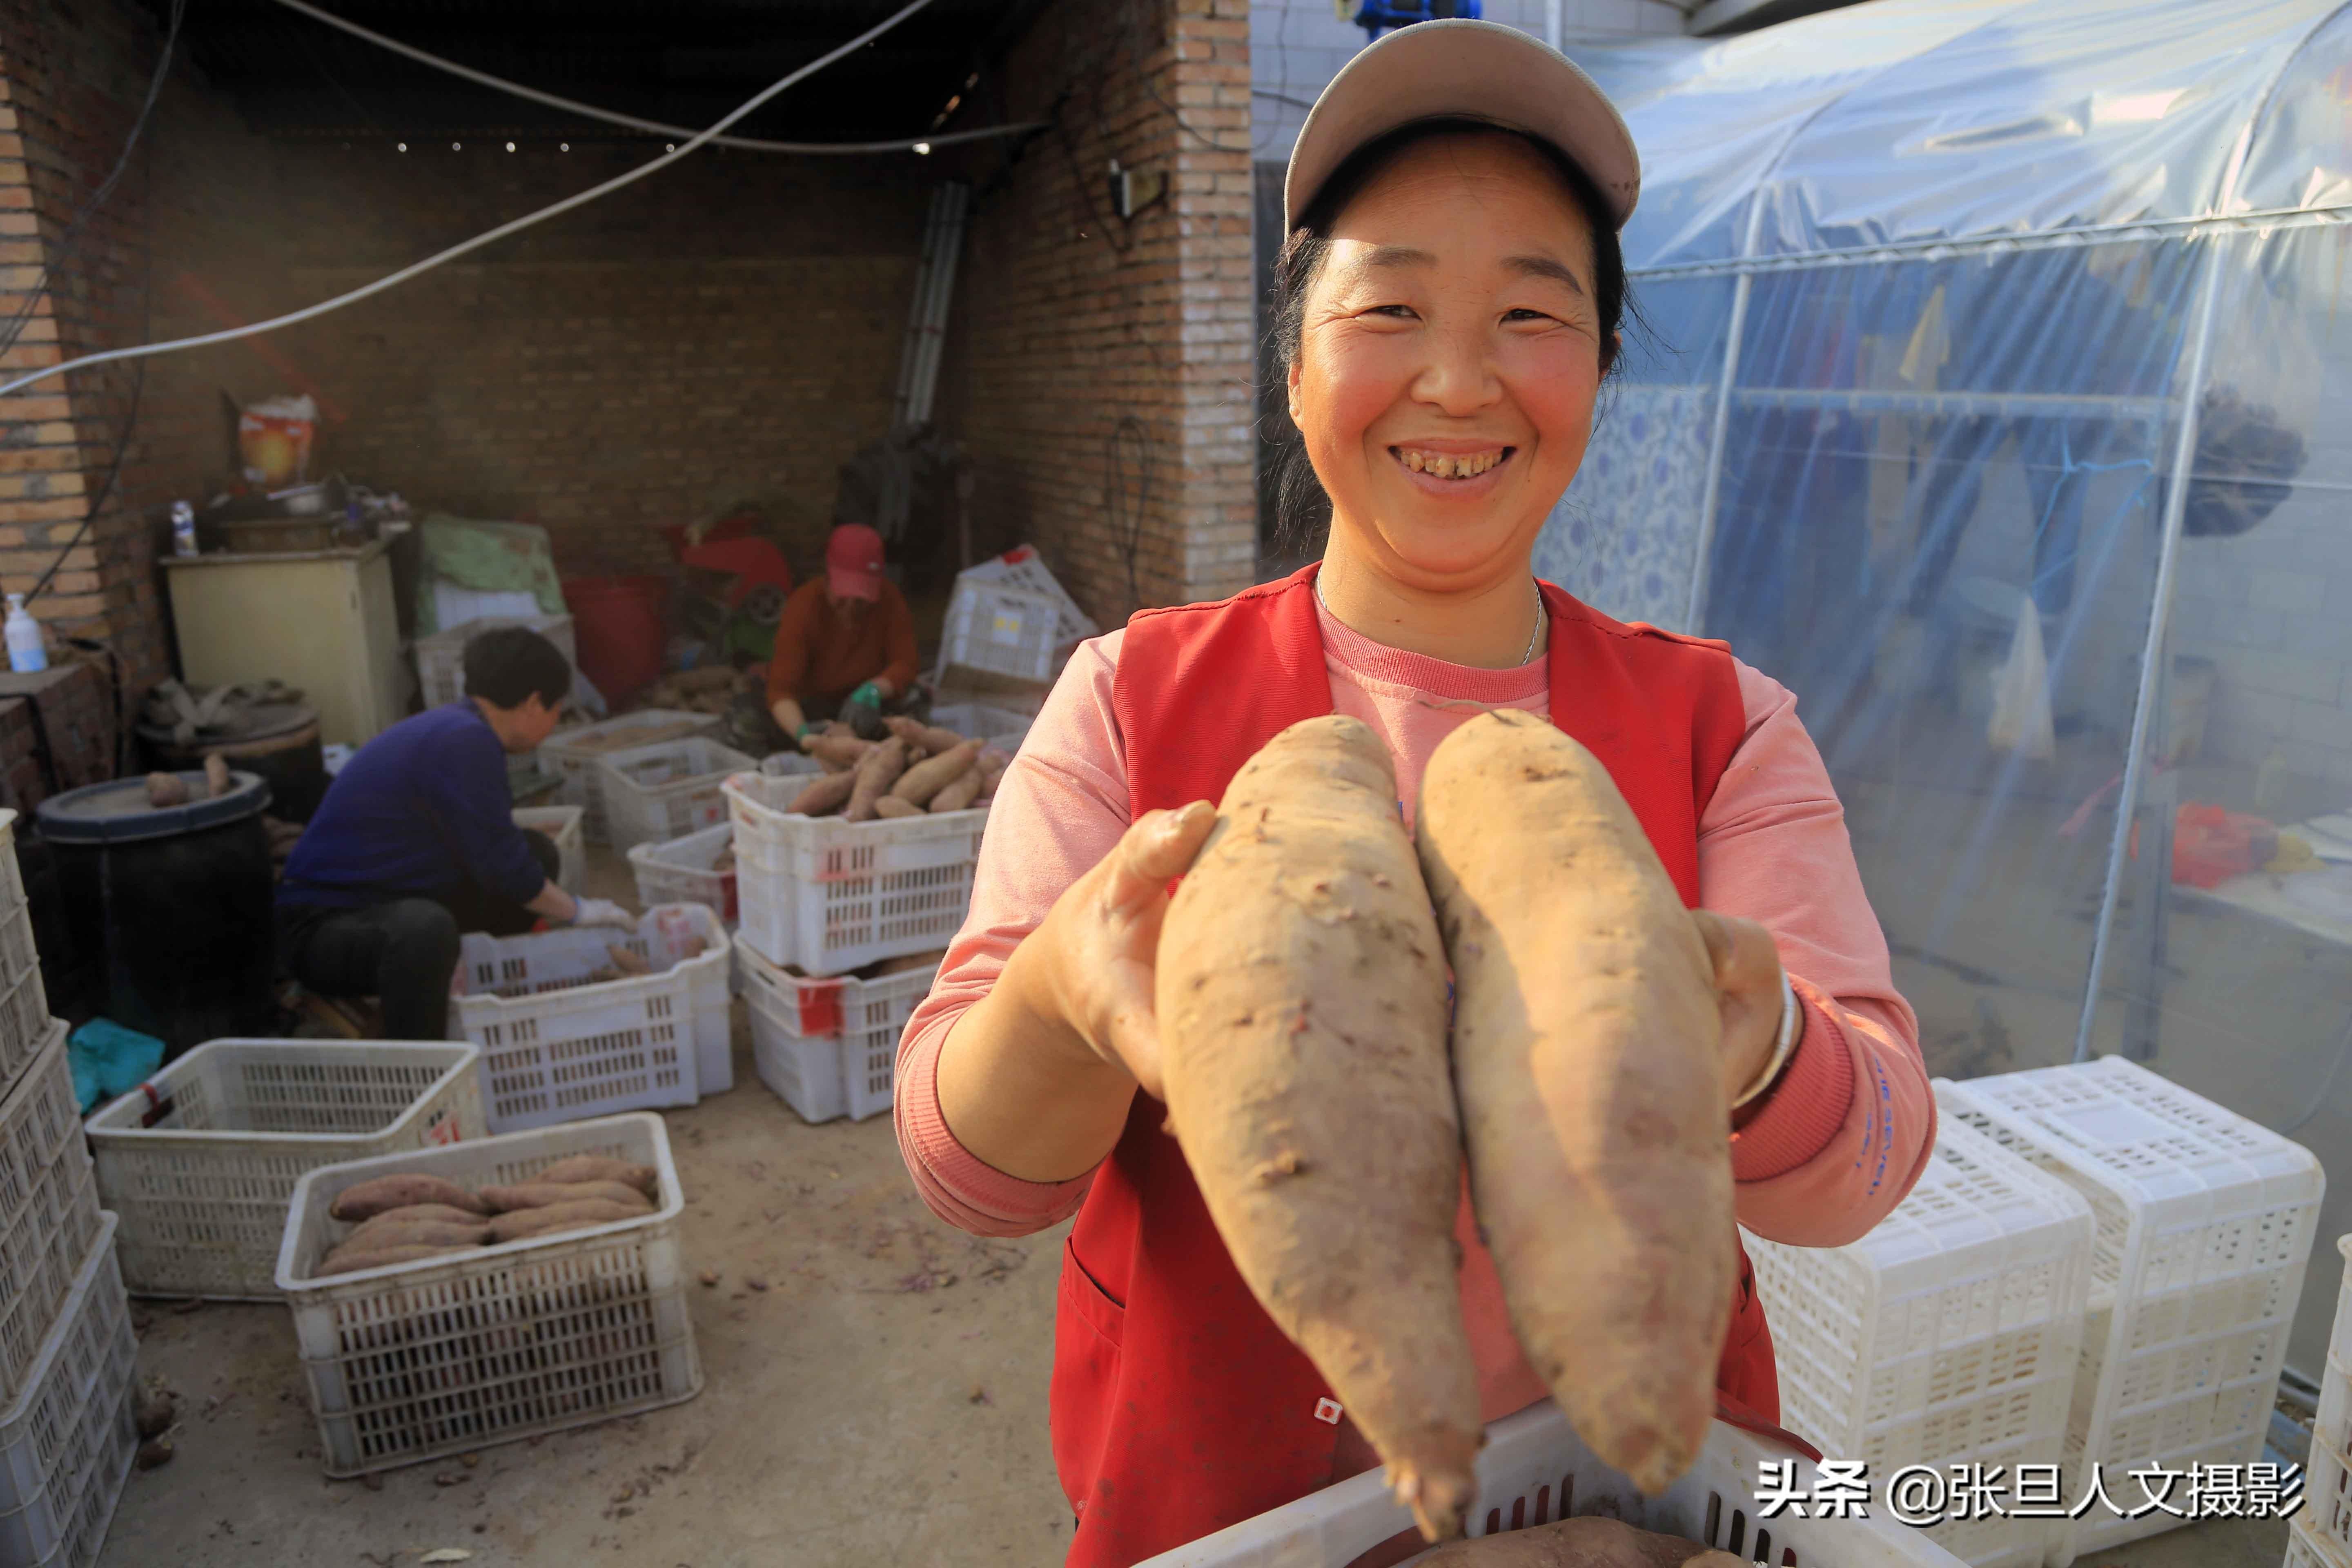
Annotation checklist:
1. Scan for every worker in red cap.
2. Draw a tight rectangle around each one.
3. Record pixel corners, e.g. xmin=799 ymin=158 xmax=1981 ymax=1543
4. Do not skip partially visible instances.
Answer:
xmin=766 ymin=523 xmax=924 ymax=743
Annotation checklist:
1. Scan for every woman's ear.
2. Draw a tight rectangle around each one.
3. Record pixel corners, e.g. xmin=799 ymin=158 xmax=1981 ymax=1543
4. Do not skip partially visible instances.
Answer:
xmin=1286 ymin=357 xmax=1305 ymax=428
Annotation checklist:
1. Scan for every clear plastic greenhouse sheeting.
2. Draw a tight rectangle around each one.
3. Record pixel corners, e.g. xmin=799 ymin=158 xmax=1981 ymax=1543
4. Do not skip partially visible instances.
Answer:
xmin=1532 ymin=0 xmax=2352 ymax=1376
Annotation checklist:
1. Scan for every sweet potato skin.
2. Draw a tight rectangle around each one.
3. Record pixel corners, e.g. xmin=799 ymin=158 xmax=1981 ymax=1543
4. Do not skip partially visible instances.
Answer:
xmin=928 ymin=766 xmax=983 ymax=813
xmin=788 ymin=771 xmax=857 ymax=815
xmin=872 ymin=795 xmax=921 ymax=817
xmin=486 ymin=1198 xmax=648 ymax=1242
xmin=844 ymin=738 xmax=910 ymax=822
xmin=329 ymin=1174 xmax=489 ymax=1222
xmin=1417 ymin=710 xmax=1735 ymax=1497
xmin=891 ymin=740 xmax=982 ymax=805
xmin=806 ymin=735 xmax=871 ymax=771
xmin=1156 ymin=715 xmax=1481 ymax=1542
xmin=336 ymin=1218 xmax=492 ymax=1251
xmin=537 ymin=1156 xmax=658 ymax=1197
xmin=478 ymin=1180 xmax=653 ymax=1214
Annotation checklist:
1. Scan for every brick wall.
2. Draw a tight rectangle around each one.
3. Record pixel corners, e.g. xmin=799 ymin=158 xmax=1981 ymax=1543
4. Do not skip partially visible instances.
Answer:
xmin=4 ymin=0 xmax=939 ymax=695
xmin=938 ymin=0 xmax=1258 ymax=628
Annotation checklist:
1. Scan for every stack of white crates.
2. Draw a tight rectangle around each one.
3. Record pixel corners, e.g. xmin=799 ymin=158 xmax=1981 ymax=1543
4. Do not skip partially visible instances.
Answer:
xmin=1747 ymin=1112 xmax=2095 ymax=1567
xmin=0 ymin=808 xmax=134 ymax=1567
xmin=1938 ymin=1058 xmax=2323 ymax=1566
xmin=2296 ymin=1234 xmax=2352 ymax=1568
xmin=718 ymin=702 xmax=1029 ymax=1125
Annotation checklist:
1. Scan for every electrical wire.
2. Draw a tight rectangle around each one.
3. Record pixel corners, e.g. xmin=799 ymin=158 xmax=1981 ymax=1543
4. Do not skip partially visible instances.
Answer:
xmin=0 ymin=0 xmax=184 ymax=360
xmin=0 ymin=0 xmax=940 ymax=401
xmin=266 ymin=0 xmax=1046 ymax=155
xmin=1106 ymin=415 xmax=1151 ymax=613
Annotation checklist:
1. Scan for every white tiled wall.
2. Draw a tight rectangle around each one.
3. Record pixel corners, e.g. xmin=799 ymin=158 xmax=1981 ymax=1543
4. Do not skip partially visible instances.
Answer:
xmin=1250 ymin=0 xmax=1690 ymax=160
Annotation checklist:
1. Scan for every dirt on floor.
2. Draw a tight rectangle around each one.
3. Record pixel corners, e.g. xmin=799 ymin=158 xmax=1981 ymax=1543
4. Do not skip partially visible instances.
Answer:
xmin=102 ymin=1006 xmax=1076 ymax=1567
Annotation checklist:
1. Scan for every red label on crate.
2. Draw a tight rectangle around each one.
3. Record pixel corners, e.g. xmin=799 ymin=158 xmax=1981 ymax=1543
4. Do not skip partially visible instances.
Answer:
xmin=425 ymin=1110 xmax=463 ymax=1146
xmin=802 ymin=978 xmax=845 ymax=1037
xmin=720 ymin=871 xmax=738 ymax=922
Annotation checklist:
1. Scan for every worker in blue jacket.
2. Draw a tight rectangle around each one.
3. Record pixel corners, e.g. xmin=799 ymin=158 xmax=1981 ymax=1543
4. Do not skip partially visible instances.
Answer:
xmin=276 ymin=626 xmax=633 ymax=1038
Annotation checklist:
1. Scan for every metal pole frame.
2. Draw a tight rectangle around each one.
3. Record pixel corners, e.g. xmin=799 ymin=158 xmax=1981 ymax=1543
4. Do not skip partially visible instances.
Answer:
xmin=1682 ymin=195 xmax=1764 ymax=635
xmin=2068 ymin=0 xmax=2349 ymax=1060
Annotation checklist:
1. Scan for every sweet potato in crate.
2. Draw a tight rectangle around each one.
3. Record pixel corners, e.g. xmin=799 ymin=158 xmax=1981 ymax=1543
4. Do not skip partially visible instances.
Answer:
xmin=274 ymin=1113 xmax=698 ymax=1476
xmin=85 ymin=1040 xmax=485 ymax=1300
xmin=450 ymin=904 xmax=731 ymax=1128
xmin=723 ymin=770 xmax=986 ymax=978
xmin=1937 ymin=1059 xmax=2323 ymax=1566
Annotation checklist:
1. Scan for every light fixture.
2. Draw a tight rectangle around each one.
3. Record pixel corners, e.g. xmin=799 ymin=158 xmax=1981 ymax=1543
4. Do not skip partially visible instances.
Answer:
xmin=396 ymin=142 xmax=408 ymax=152
xmin=560 ymin=143 xmax=570 ymax=151
xmin=505 ymin=141 xmax=516 ymax=152
xmin=913 ymin=141 xmax=932 ymax=155
xmin=452 ymin=141 xmax=462 ymax=150
xmin=665 ymin=143 xmax=676 ymax=152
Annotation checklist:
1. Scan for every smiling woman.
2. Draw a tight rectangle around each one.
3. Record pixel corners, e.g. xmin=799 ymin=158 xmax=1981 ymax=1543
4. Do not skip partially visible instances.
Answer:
xmin=890 ymin=19 xmax=1935 ymax=1568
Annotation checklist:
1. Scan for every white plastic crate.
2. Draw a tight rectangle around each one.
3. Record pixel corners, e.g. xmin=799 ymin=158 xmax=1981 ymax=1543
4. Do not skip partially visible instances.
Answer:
xmin=595 ymin=737 xmax=757 ymax=853
xmin=2296 ymin=1236 xmax=2352 ymax=1560
xmin=1748 ymin=1112 xmax=2095 ymax=1568
xmin=2288 ymin=1519 xmax=2345 ymax=1568
xmin=628 ymin=824 xmax=738 ymax=929
xmin=541 ymin=710 xmax=723 ymax=844
xmin=724 ymin=771 xmax=986 ymax=977
xmin=1937 ymin=1059 xmax=2325 ymax=1567
xmin=85 ymin=1041 xmax=485 ymax=1300
xmin=0 ymin=1213 xmax=135 ymax=1568
xmin=1141 ymin=1397 xmax=1965 ymax=1567
xmin=275 ymin=1113 xmax=699 ymax=1476
xmin=0 ymin=1028 xmax=101 ymax=1405
xmin=739 ymin=938 xmax=934 ymax=1123
xmin=511 ymin=804 xmax=585 ymax=892
xmin=414 ymin=614 xmax=577 ymax=708
xmin=452 ymin=904 xmax=731 ymax=1129
xmin=956 ymin=543 xmax=1096 ymax=648
xmin=0 ymin=808 xmax=51 ymax=1094
xmin=935 ymin=578 xmax=1060 ymax=689
xmin=927 ymin=701 xmax=1033 ymax=754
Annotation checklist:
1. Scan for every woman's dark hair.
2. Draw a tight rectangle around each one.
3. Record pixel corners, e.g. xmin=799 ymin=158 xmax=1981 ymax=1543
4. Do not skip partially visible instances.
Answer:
xmin=1268 ymin=116 xmax=1634 ymax=552
xmin=461 ymin=626 xmax=572 ymax=710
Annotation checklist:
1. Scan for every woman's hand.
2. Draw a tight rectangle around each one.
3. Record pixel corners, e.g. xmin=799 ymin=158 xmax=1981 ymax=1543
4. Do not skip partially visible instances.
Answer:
xmin=1022 ymin=802 xmax=1218 ymax=1099
xmin=935 ymin=802 xmax=1218 ymax=1184
xmin=1689 ymin=910 xmax=1789 ymax=1111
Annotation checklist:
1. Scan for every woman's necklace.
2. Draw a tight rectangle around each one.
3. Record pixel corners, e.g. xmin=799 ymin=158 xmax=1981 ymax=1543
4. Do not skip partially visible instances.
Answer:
xmin=1316 ymin=574 xmax=1547 ymax=665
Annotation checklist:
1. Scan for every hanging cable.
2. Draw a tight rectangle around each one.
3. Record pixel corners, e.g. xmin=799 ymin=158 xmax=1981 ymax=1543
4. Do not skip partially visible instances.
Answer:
xmin=1106 ymin=416 xmax=1151 ymax=614
xmin=0 ymin=0 xmax=185 ymax=360
xmin=0 ymin=0 xmax=939 ymax=401
xmin=265 ymin=0 xmax=1045 ymax=155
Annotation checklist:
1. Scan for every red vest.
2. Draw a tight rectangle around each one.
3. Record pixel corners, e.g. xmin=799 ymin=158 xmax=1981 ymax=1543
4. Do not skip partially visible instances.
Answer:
xmin=1053 ymin=566 xmax=1789 ymax=1568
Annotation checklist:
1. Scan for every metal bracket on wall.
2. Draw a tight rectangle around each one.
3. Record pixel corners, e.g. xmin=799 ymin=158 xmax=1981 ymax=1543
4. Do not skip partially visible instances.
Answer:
xmin=1107 ymin=159 xmax=1167 ymax=222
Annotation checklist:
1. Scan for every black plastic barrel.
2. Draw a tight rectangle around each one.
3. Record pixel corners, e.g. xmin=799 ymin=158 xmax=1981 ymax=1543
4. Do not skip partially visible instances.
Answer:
xmin=136 ymin=700 xmax=327 ymax=823
xmin=36 ymin=770 xmax=277 ymax=1059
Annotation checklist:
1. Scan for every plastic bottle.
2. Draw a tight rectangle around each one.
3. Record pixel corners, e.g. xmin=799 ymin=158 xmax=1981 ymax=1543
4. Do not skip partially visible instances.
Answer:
xmin=4 ymin=596 xmax=45 ymax=674
xmin=170 ymin=499 xmax=198 ymax=559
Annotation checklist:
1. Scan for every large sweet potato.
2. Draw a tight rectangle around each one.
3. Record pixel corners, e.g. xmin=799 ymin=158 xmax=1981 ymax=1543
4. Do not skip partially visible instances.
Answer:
xmin=478 ymin=1180 xmax=653 ymax=1214
xmin=844 ymin=738 xmax=910 ymax=822
xmin=328 ymin=1174 xmax=489 ymax=1222
xmin=537 ymin=1156 xmax=658 ymax=1197
xmin=486 ymin=1198 xmax=648 ymax=1243
xmin=1417 ymin=710 xmax=1734 ymax=1497
xmin=1156 ymin=715 xmax=1480 ymax=1542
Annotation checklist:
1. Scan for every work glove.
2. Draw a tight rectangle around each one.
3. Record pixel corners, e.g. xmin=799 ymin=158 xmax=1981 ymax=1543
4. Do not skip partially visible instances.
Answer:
xmin=570 ymin=897 xmax=636 ymax=930
xmin=841 ymin=681 xmax=886 ymax=741
xmin=794 ymin=721 xmax=821 ymax=751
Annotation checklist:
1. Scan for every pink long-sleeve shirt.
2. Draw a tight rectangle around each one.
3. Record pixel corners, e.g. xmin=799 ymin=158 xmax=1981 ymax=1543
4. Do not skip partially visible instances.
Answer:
xmin=896 ymin=597 xmax=1933 ymax=1425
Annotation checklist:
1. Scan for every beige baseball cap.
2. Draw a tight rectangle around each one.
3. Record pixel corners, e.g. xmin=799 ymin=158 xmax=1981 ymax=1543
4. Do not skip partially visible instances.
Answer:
xmin=1283 ymin=19 xmax=1640 ymax=232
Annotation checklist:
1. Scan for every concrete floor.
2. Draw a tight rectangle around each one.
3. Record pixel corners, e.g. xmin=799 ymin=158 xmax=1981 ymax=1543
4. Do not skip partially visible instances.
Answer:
xmin=92 ymin=844 xmax=2299 ymax=1568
